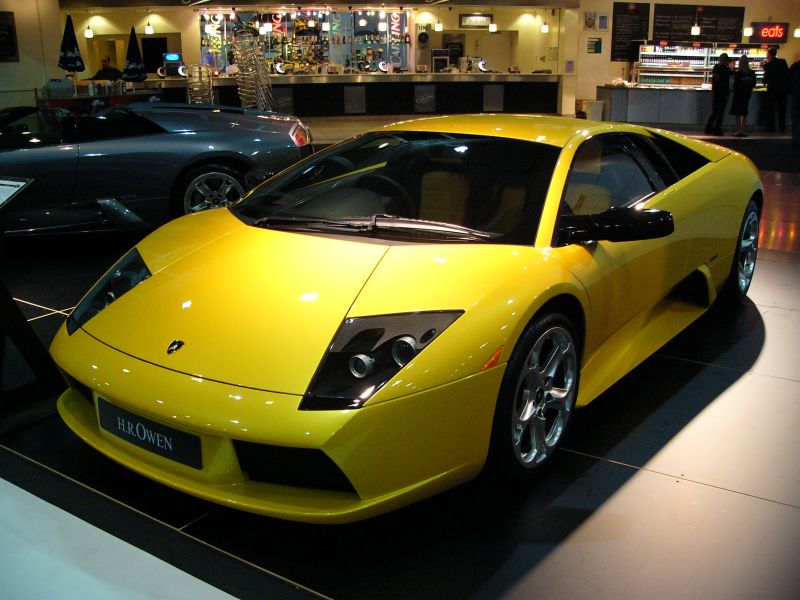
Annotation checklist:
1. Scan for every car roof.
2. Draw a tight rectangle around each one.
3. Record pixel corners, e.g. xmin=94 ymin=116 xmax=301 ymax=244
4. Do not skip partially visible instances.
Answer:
xmin=375 ymin=114 xmax=629 ymax=148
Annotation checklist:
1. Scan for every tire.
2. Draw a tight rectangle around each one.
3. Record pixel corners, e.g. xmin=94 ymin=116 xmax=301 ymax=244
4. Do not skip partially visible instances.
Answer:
xmin=172 ymin=163 xmax=246 ymax=216
xmin=486 ymin=312 xmax=580 ymax=481
xmin=719 ymin=199 xmax=759 ymax=302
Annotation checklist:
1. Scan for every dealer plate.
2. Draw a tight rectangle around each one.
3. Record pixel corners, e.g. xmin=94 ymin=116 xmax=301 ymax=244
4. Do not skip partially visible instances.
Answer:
xmin=97 ymin=397 xmax=202 ymax=469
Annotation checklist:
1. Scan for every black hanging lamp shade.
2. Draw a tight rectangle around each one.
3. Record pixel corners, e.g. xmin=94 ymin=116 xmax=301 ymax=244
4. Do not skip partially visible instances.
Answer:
xmin=58 ymin=14 xmax=86 ymax=72
xmin=122 ymin=27 xmax=147 ymax=82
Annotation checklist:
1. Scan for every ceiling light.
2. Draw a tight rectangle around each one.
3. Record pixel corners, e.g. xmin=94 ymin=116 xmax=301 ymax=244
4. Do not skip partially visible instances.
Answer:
xmin=84 ymin=24 xmax=94 ymax=38
xmin=378 ymin=21 xmax=387 ymax=32
xmin=307 ymin=19 xmax=315 ymax=27
xmin=434 ymin=21 xmax=443 ymax=32
xmin=743 ymin=26 xmax=753 ymax=37
xmin=359 ymin=18 xmax=367 ymax=27
xmin=795 ymin=27 xmax=800 ymax=38
xmin=145 ymin=10 xmax=154 ymax=35
xmin=229 ymin=8 xmax=236 ymax=20
xmin=691 ymin=22 xmax=700 ymax=36
xmin=541 ymin=21 xmax=549 ymax=34
xmin=489 ymin=23 xmax=497 ymax=33
xmin=322 ymin=22 xmax=330 ymax=32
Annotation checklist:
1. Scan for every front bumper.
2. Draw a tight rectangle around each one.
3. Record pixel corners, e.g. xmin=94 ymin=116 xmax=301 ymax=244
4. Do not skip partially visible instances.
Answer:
xmin=52 ymin=326 xmax=504 ymax=523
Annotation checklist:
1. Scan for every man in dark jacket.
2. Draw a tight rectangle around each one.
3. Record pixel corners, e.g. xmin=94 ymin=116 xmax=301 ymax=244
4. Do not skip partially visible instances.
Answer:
xmin=762 ymin=46 xmax=789 ymax=133
xmin=705 ymin=53 xmax=731 ymax=135
xmin=88 ymin=56 xmax=124 ymax=81
xmin=788 ymin=52 xmax=800 ymax=147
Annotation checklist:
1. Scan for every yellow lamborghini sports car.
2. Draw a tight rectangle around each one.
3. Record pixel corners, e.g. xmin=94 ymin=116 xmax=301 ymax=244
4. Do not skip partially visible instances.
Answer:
xmin=51 ymin=115 xmax=763 ymax=523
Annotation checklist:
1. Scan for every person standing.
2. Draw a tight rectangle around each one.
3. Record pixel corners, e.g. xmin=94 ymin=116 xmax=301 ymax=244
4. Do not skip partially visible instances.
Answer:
xmin=88 ymin=55 xmax=123 ymax=80
xmin=705 ymin=53 xmax=731 ymax=135
xmin=730 ymin=55 xmax=756 ymax=137
xmin=762 ymin=46 xmax=789 ymax=133
xmin=788 ymin=52 xmax=800 ymax=147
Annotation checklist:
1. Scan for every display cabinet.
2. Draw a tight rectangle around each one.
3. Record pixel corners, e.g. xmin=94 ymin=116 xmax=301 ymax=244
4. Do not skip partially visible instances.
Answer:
xmin=633 ymin=42 xmax=768 ymax=88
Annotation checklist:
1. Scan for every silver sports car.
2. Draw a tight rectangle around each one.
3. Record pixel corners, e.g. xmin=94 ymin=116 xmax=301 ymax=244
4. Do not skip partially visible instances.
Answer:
xmin=0 ymin=103 xmax=312 ymax=234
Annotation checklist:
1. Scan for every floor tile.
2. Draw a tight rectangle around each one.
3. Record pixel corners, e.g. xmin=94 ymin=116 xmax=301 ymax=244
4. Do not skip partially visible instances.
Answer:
xmin=475 ymin=467 xmax=800 ymax=600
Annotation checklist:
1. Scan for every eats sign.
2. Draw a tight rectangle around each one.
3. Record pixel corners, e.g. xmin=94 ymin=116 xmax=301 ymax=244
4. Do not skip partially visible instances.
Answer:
xmin=749 ymin=22 xmax=789 ymax=44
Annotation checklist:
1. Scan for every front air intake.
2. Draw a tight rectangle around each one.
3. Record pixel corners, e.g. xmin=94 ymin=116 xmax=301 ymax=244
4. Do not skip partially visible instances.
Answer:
xmin=233 ymin=441 xmax=357 ymax=494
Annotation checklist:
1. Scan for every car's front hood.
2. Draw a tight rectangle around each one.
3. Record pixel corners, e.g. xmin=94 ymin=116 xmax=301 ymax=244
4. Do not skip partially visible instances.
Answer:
xmin=81 ymin=213 xmax=390 ymax=395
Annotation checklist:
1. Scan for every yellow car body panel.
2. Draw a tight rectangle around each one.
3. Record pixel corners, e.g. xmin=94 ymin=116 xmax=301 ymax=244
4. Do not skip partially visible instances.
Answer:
xmin=82 ymin=209 xmax=390 ymax=394
xmin=51 ymin=114 xmax=763 ymax=522
xmin=52 ymin=327 xmax=505 ymax=523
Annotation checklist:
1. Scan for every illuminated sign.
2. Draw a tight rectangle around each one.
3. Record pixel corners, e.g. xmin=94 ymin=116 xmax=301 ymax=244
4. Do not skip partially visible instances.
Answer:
xmin=749 ymin=22 xmax=789 ymax=43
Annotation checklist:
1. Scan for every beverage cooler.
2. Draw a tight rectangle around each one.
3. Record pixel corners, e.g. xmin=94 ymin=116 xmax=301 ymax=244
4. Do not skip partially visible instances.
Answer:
xmin=632 ymin=42 xmax=768 ymax=88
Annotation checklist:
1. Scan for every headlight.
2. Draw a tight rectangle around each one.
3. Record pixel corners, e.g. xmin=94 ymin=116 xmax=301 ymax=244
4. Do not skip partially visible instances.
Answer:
xmin=66 ymin=248 xmax=151 ymax=335
xmin=300 ymin=311 xmax=463 ymax=410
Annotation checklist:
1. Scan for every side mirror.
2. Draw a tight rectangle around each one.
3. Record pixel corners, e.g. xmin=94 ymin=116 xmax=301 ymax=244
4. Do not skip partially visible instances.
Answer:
xmin=560 ymin=207 xmax=674 ymax=244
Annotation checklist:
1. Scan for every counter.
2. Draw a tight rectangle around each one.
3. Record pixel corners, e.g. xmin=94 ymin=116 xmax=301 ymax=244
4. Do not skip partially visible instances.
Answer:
xmin=152 ymin=73 xmax=561 ymax=117
xmin=595 ymin=85 xmax=787 ymax=130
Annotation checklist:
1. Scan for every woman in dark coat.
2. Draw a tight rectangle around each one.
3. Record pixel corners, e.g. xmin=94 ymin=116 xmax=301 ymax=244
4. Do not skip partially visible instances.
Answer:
xmin=730 ymin=55 xmax=756 ymax=137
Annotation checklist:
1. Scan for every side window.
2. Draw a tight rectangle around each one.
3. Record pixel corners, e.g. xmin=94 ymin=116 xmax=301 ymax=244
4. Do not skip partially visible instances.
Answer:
xmin=627 ymin=134 xmax=678 ymax=187
xmin=649 ymin=133 xmax=710 ymax=180
xmin=0 ymin=108 xmax=61 ymax=150
xmin=64 ymin=109 xmax=163 ymax=143
xmin=562 ymin=135 xmax=655 ymax=216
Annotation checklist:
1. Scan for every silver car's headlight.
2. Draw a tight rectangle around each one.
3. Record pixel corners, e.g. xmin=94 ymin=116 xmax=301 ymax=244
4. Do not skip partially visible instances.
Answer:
xmin=67 ymin=248 xmax=151 ymax=335
xmin=300 ymin=311 xmax=463 ymax=410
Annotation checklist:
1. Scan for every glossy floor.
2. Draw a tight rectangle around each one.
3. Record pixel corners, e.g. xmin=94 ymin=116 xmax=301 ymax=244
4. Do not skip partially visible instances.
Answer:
xmin=1 ymin=170 xmax=798 ymax=599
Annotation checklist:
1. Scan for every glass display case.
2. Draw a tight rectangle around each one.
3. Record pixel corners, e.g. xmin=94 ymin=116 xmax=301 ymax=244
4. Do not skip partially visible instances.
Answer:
xmin=633 ymin=42 xmax=768 ymax=88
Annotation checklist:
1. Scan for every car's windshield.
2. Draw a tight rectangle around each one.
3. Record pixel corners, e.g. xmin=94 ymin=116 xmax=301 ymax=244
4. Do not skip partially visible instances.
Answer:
xmin=232 ymin=131 xmax=559 ymax=244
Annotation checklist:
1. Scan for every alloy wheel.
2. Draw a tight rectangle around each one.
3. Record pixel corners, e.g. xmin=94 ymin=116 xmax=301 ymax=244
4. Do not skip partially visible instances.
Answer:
xmin=511 ymin=326 xmax=578 ymax=467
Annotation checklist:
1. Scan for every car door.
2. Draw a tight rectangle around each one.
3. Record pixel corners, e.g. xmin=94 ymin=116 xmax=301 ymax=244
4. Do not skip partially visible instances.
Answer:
xmin=548 ymin=133 xmax=687 ymax=357
xmin=70 ymin=109 xmax=172 ymax=228
xmin=0 ymin=109 xmax=79 ymax=233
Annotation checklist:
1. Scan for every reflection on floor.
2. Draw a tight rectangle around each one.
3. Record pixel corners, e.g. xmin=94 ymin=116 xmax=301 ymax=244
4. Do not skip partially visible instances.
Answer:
xmin=1 ymin=162 xmax=798 ymax=597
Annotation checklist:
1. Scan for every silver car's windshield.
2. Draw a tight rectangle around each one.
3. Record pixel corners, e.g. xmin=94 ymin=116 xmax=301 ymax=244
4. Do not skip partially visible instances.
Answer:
xmin=232 ymin=131 xmax=559 ymax=244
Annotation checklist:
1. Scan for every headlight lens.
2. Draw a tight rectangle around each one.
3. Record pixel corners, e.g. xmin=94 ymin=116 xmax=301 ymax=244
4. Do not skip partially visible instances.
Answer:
xmin=300 ymin=311 xmax=463 ymax=410
xmin=66 ymin=248 xmax=151 ymax=335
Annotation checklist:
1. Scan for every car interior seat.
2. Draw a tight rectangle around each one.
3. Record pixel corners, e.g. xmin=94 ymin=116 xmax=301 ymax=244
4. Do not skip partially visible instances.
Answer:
xmin=481 ymin=184 xmax=526 ymax=234
xmin=418 ymin=165 xmax=470 ymax=225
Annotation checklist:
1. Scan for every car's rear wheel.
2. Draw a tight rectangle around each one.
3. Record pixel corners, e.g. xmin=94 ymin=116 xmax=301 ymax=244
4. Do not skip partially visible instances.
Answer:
xmin=720 ymin=199 xmax=759 ymax=302
xmin=173 ymin=163 xmax=246 ymax=216
xmin=486 ymin=312 xmax=579 ymax=480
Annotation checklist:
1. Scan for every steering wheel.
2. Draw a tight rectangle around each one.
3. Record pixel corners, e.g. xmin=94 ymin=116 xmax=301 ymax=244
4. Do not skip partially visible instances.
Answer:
xmin=354 ymin=173 xmax=415 ymax=216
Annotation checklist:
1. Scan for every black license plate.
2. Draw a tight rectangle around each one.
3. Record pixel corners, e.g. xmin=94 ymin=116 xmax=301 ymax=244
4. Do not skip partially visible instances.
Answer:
xmin=97 ymin=397 xmax=202 ymax=469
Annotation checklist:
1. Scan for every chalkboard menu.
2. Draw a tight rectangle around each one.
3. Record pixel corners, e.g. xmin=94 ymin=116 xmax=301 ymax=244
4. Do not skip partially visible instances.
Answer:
xmin=653 ymin=4 xmax=744 ymax=43
xmin=611 ymin=2 xmax=650 ymax=62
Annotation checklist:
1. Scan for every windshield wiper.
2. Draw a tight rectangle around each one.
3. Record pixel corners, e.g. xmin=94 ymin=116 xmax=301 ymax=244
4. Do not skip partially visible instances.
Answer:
xmin=252 ymin=215 xmax=371 ymax=232
xmin=252 ymin=213 xmax=495 ymax=241
xmin=363 ymin=214 xmax=495 ymax=241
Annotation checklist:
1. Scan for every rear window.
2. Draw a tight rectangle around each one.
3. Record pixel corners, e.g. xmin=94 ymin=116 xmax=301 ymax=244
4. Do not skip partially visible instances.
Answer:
xmin=650 ymin=133 xmax=710 ymax=180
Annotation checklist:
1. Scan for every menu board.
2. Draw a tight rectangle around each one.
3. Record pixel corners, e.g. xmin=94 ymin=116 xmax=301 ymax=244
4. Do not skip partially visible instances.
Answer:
xmin=653 ymin=4 xmax=744 ymax=43
xmin=611 ymin=2 xmax=650 ymax=62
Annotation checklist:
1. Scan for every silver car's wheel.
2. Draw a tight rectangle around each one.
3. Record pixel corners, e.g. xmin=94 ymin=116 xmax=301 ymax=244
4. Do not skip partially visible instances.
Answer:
xmin=721 ymin=199 xmax=759 ymax=302
xmin=487 ymin=312 xmax=580 ymax=479
xmin=183 ymin=169 xmax=245 ymax=213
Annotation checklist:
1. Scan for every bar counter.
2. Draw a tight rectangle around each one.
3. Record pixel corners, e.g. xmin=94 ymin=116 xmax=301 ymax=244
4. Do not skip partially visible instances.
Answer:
xmin=153 ymin=73 xmax=561 ymax=117
xmin=595 ymin=85 xmax=789 ymax=130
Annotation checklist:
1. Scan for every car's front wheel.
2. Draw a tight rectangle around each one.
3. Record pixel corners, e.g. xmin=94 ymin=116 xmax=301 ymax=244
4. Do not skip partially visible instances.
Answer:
xmin=720 ymin=199 xmax=760 ymax=302
xmin=486 ymin=312 xmax=580 ymax=480
xmin=173 ymin=163 xmax=246 ymax=216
